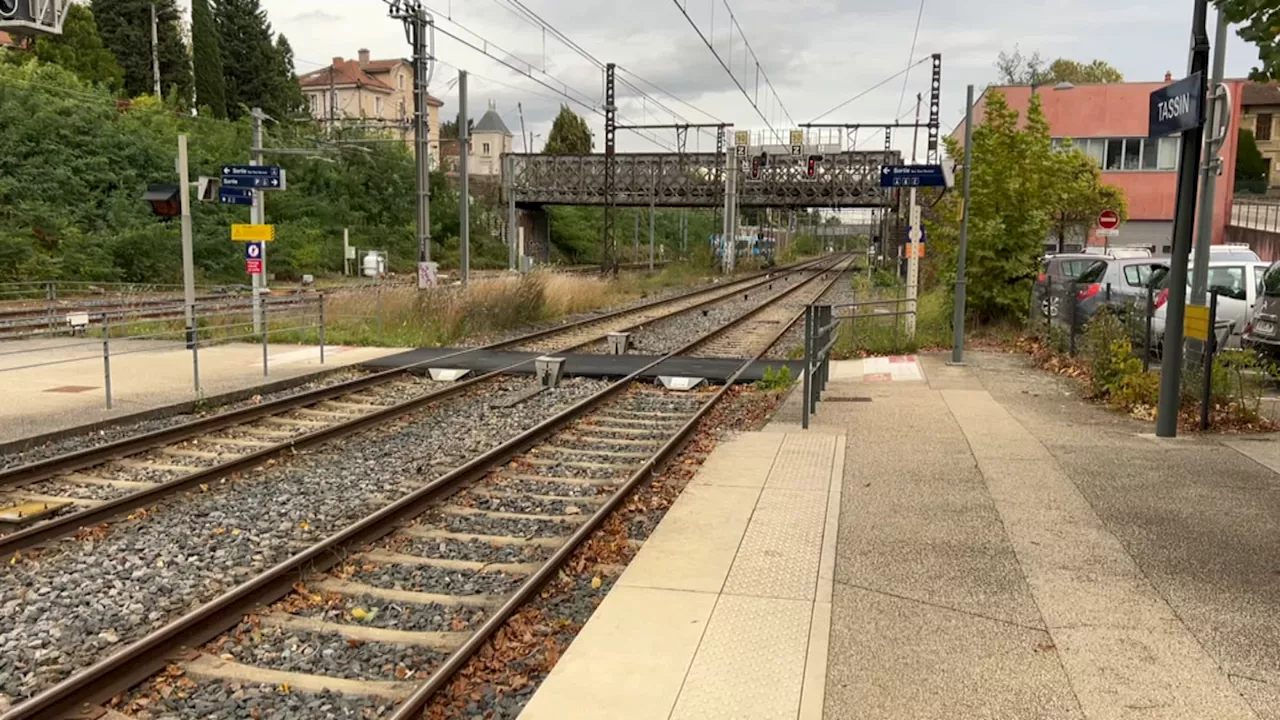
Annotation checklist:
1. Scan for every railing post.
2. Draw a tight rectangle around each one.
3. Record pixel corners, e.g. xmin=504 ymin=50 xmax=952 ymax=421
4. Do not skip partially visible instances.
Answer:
xmin=802 ymin=305 xmax=812 ymax=429
xmin=1143 ymin=282 xmax=1154 ymax=372
xmin=376 ymin=283 xmax=383 ymax=343
xmin=1201 ymin=291 xmax=1218 ymax=431
xmin=101 ymin=312 xmax=112 ymax=410
xmin=191 ymin=303 xmax=200 ymax=394
xmin=318 ymin=294 xmax=326 ymax=365
xmin=261 ymin=296 xmax=269 ymax=377
xmin=1068 ymin=280 xmax=1079 ymax=356
xmin=820 ymin=304 xmax=832 ymax=391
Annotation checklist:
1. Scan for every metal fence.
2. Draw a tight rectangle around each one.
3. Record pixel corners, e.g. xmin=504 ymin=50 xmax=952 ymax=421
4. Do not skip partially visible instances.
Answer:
xmin=1230 ymin=201 xmax=1280 ymax=233
xmin=0 ymin=294 xmax=327 ymax=409
xmin=801 ymin=297 xmax=916 ymax=429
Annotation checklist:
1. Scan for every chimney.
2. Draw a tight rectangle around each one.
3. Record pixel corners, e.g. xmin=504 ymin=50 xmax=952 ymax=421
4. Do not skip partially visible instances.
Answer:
xmin=1165 ymin=71 xmax=1173 ymax=82
xmin=358 ymin=49 xmax=370 ymax=68
xmin=332 ymin=56 xmax=344 ymax=67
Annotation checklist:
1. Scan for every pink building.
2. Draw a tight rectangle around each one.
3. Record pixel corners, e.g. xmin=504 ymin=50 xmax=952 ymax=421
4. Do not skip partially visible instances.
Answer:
xmin=952 ymin=78 xmax=1246 ymax=253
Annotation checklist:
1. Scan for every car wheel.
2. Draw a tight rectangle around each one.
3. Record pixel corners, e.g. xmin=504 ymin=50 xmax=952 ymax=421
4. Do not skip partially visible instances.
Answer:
xmin=1041 ymin=296 xmax=1061 ymax=319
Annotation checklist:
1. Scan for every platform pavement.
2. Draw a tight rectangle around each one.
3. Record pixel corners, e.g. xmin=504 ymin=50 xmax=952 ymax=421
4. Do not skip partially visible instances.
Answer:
xmin=520 ymin=351 xmax=1280 ymax=720
xmin=0 ymin=338 xmax=404 ymax=444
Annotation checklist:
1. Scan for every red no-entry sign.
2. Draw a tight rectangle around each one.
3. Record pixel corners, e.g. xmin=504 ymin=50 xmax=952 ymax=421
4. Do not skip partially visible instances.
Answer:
xmin=1099 ymin=210 xmax=1120 ymax=230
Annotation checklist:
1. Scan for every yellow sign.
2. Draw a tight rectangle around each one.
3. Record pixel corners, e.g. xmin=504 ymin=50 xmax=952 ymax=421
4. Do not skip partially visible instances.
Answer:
xmin=1184 ymin=304 xmax=1210 ymax=342
xmin=790 ymin=129 xmax=804 ymax=145
xmin=734 ymin=130 xmax=750 ymax=147
xmin=231 ymin=224 xmax=275 ymax=242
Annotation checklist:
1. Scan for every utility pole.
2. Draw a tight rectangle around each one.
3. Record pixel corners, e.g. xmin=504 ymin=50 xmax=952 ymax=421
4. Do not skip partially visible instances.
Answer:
xmin=506 ymin=155 xmax=518 ymax=271
xmin=951 ymin=85 xmax=976 ymax=365
xmin=1191 ymin=8 xmax=1231 ymax=306
xmin=633 ymin=209 xmax=639 ymax=263
xmin=906 ymin=94 xmax=924 ymax=337
xmin=722 ymin=135 xmax=736 ymax=274
xmin=458 ymin=71 xmax=470 ymax=288
xmin=177 ymin=135 xmax=196 ymax=345
xmin=1156 ymin=0 xmax=1211 ymax=438
xmin=150 ymin=3 xmax=161 ymax=98
xmin=518 ymin=102 xmax=528 ymax=154
xmin=603 ymin=63 xmax=618 ymax=274
xmin=250 ymin=107 xmax=266 ymax=335
xmin=389 ymin=1 xmax=435 ymax=287
xmin=649 ymin=193 xmax=656 ymax=271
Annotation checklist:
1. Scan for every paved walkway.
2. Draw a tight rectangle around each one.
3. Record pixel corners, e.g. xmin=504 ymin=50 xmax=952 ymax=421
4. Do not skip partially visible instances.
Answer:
xmin=0 ymin=338 xmax=402 ymax=443
xmin=522 ymin=351 xmax=1280 ymax=719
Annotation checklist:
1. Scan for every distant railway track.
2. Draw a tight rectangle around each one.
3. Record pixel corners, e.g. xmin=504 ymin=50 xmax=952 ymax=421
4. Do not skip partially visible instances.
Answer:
xmin=0 ymin=254 xmax=845 ymax=720
xmin=0 ymin=256 xmax=835 ymax=555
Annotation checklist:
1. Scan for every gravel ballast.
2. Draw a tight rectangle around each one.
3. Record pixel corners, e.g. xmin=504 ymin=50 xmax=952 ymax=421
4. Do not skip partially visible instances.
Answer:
xmin=141 ymin=681 xmax=397 ymax=719
xmin=217 ymin=625 xmax=445 ymax=682
xmin=621 ymin=274 xmax=809 ymax=355
xmin=0 ymin=376 xmax=609 ymax=705
xmin=0 ymin=369 xmax=368 ymax=470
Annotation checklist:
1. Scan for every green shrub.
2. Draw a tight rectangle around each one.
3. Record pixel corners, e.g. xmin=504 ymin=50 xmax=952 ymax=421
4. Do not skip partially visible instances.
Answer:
xmin=755 ymin=365 xmax=795 ymax=391
xmin=1083 ymin=312 xmax=1144 ymax=398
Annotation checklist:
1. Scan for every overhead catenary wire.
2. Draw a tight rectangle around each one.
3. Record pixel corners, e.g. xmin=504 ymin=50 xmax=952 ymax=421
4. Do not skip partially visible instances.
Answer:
xmin=894 ymin=0 xmax=927 ymax=119
xmin=809 ymin=57 xmax=931 ymax=124
xmin=481 ymin=0 xmax=723 ymax=142
xmin=669 ymin=0 xmax=795 ymax=143
xmin=424 ymin=20 xmax=677 ymax=150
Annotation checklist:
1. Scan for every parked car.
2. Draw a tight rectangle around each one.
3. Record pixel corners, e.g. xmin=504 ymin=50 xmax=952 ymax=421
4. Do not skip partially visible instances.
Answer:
xmin=1032 ymin=253 xmax=1170 ymax=322
xmin=1151 ymin=259 xmax=1269 ymax=352
xmin=1244 ymin=260 xmax=1280 ymax=357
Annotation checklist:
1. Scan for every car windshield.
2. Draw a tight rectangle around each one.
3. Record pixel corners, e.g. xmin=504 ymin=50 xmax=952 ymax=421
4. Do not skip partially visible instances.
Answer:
xmin=1154 ymin=265 xmax=1247 ymax=300
xmin=1263 ymin=263 xmax=1280 ymax=297
xmin=1076 ymin=261 xmax=1108 ymax=284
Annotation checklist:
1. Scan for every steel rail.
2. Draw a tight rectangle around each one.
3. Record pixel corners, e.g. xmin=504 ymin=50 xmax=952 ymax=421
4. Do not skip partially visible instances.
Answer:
xmin=0 ymin=256 xmax=845 ymax=720
xmin=0 ymin=258 xmax=836 ymax=555
xmin=385 ymin=255 xmax=853 ymax=718
xmin=0 ymin=257 xmax=822 ymax=489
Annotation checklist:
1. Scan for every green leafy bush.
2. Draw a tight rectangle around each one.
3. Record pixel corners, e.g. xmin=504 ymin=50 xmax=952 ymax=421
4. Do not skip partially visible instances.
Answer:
xmin=755 ymin=365 xmax=794 ymax=391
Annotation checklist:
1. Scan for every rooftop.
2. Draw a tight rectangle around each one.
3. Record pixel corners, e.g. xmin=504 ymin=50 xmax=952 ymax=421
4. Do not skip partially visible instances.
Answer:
xmin=473 ymin=105 xmax=512 ymax=135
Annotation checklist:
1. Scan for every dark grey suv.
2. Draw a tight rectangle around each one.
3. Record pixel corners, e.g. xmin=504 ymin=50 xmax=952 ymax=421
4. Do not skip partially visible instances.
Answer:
xmin=1032 ymin=253 xmax=1167 ymax=322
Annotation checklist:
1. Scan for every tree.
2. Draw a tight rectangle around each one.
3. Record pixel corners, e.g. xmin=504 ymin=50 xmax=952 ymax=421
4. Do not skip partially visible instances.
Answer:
xmin=1236 ymin=129 xmax=1269 ymax=193
xmin=191 ymin=0 xmax=226 ymax=118
xmin=543 ymin=105 xmax=594 ymax=155
xmin=216 ymin=0 xmax=299 ymax=119
xmin=995 ymin=47 xmax=1123 ymax=85
xmin=926 ymin=91 xmax=1127 ymax=321
xmin=1216 ymin=0 xmax=1280 ymax=81
xmin=440 ymin=118 xmax=474 ymax=140
xmin=90 ymin=0 xmax=191 ymax=99
xmin=32 ymin=4 xmax=124 ymax=92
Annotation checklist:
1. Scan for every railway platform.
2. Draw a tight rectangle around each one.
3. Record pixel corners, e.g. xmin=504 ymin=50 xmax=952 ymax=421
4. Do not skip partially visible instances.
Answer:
xmin=0 ymin=339 xmax=403 ymax=445
xmin=522 ymin=351 xmax=1280 ymax=719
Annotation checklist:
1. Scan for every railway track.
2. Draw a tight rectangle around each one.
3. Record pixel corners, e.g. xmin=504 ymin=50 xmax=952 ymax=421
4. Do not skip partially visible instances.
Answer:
xmin=0 ymin=294 xmax=316 ymax=339
xmin=0 ymin=252 xmax=847 ymax=720
xmin=0 ymin=257 xmax=835 ymax=554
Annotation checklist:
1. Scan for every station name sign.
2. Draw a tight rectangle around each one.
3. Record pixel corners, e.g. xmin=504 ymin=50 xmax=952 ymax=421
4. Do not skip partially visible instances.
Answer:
xmin=1149 ymin=72 xmax=1203 ymax=137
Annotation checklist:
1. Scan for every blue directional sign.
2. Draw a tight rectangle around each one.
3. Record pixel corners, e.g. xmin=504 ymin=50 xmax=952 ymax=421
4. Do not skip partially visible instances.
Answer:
xmin=880 ymin=164 xmax=948 ymax=188
xmin=1149 ymin=72 xmax=1203 ymax=137
xmin=220 ymin=165 xmax=286 ymax=190
xmin=218 ymin=187 xmax=254 ymax=206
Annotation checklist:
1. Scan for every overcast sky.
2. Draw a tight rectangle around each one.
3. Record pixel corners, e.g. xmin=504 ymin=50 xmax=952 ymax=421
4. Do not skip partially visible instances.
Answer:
xmin=179 ymin=1 xmax=1263 ymax=156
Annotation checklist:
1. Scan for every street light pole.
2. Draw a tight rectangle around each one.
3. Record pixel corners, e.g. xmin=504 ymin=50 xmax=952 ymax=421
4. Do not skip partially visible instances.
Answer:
xmin=950 ymin=85 xmax=975 ymax=365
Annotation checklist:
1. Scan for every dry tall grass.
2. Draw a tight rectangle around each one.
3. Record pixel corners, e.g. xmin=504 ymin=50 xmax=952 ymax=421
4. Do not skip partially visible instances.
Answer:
xmin=321 ymin=271 xmax=635 ymax=347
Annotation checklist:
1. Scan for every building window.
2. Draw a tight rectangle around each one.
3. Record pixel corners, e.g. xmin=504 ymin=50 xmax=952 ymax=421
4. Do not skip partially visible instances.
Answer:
xmin=375 ymin=96 xmax=382 ymax=117
xmin=399 ymin=100 xmax=406 ymax=120
xmin=1258 ymin=113 xmax=1273 ymax=141
xmin=398 ymin=73 xmax=405 ymax=91
xmin=309 ymin=94 xmax=318 ymax=115
xmin=1057 ymin=136 xmax=1177 ymax=172
xmin=1105 ymin=139 xmax=1124 ymax=170
xmin=1122 ymin=138 xmax=1141 ymax=170
xmin=482 ymin=142 xmax=491 ymax=155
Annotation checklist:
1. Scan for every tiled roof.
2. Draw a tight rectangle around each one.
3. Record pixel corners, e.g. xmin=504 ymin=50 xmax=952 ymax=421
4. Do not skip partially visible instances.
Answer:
xmin=1243 ymin=83 xmax=1280 ymax=107
xmin=298 ymin=60 xmax=393 ymax=92
xmin=362 ymin=58 xmax=404 ymax=73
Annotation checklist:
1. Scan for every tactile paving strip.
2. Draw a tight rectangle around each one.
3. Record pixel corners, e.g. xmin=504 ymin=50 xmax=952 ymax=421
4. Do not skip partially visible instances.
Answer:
xmin=723 ymin=488 xmax=828 ymax=601
xmin=766 ymin=434 xmax=836 ymax=491
xmin=669 ymin=594 xmax=812 ymax=720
